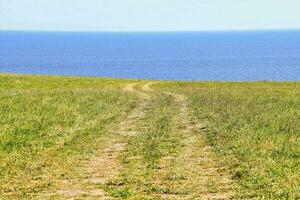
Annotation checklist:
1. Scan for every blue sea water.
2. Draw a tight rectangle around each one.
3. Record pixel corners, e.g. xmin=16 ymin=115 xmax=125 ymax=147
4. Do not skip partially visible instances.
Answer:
xmin=1 ymin=30 xmax=300 ymax=81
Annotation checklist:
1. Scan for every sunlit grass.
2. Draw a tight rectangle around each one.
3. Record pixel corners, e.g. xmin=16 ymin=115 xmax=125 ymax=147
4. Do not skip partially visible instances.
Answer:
xmin=104 ymin=93 xmax=180 ymax=199
xmin=159 ymin=82 xmax=300 ymax=199
xmin=1 ymin=74 xmax=300 ymax=199
xmin=0 ymin=74 xmax=138 ymax=199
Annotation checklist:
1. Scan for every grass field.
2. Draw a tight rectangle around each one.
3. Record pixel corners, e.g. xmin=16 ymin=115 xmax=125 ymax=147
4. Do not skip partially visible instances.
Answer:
xmin=1 ymin=74 xmax=300 ymax=199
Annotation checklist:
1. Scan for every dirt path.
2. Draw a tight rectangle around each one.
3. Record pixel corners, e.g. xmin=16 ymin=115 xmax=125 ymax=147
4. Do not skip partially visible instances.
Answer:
xmin=142 ymin=82 xmax=156 ymax=92
xmin=47 ymin=83 xmax=234 ymax=199
xmin=50 ymin=82 xmax=151 ymax=199
xmin=122 ymin=83 xmax=136 ymax=92
xmin=157 ymin=92 xmax=234 ymax=199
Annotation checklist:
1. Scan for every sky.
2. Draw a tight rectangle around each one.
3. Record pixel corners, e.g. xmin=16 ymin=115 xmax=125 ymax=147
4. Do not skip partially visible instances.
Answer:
xmin=1 ymin=0 xmax=300 ymax=32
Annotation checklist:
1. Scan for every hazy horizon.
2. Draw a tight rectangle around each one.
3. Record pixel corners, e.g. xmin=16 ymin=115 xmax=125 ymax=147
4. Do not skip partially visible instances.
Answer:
xmin=1 ymin=0 xmax=300 ymax=32
xmin=1 ymin=28 xmax=300 ymax=33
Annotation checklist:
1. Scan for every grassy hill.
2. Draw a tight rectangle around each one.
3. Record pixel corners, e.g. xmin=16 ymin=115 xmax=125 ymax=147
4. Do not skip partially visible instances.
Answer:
xmin=0 ymin=74 xmax=299 ymax=199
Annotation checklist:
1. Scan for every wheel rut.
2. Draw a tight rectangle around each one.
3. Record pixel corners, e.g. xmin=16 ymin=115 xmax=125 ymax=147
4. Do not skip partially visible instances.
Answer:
xmin=50 ymin=82 xmax=151 ymax=199
xmin=156 ymin=92 xmax=235 ymax=199
xmin=46 ymin=83 xmax=234 ymax=199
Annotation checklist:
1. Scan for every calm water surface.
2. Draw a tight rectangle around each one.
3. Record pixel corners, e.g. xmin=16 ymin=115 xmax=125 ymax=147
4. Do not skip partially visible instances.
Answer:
xmin=1 ymin=31 xmax=300 ymax=81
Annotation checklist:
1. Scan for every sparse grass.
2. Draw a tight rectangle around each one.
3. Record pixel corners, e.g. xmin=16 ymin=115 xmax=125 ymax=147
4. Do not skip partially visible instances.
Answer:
xmin=159 ymin=82 xmax=300 ymax=199
xmin=0 ymin=74 xmax=138 ymax=199
xmin=105 ymin=93 xmax=181 ymax=199
xmin=1 ymin=74 xmax=300 ymax=199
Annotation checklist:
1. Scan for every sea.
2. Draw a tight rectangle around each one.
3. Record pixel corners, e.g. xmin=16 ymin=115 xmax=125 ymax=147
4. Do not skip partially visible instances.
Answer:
xmin=1 ymin=30 xmax=300 ymax=81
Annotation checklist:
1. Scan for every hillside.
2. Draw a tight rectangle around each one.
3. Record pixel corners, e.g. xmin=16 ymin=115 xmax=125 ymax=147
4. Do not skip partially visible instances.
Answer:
xmin=1 ymin=74 xmax=299 ymax=199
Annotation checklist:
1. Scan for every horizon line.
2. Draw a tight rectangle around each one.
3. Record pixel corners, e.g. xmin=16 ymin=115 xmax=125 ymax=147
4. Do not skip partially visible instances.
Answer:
xmin=1 ymin=27 xmax=300 ymax=33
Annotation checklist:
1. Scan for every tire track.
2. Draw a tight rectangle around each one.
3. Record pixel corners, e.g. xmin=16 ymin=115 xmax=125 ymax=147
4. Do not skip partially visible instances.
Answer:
xmin=156 ymin=92 xmax=235 ymax=199
xmin=50 ymin=82 xmax=151 ymax=199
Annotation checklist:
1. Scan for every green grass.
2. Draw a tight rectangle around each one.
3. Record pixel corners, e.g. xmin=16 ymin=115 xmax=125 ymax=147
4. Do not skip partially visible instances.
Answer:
xmin=1 ymin=74 xmax=300 ymax=199
xmin=0 ymin=74 xmax=138 ymax=199
xmin=159 ymin=82 xmax=300 ymax=199
xmin=105 ymin=93 xmax=181 ymax=199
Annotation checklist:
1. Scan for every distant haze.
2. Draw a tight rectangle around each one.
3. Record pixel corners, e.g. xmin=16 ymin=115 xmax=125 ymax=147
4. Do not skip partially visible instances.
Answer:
xmin=1 ymin=0 xmax=300 ymax=32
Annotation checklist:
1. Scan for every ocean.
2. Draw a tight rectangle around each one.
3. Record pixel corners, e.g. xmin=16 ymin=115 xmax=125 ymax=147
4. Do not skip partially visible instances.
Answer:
xmin=1 ymin=30 xmax=300 ymax=81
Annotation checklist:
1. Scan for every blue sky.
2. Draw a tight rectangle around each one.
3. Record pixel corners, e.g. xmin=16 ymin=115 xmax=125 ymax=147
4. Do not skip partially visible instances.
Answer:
xmin=1 ymin=0 xmax=300 ymax=31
